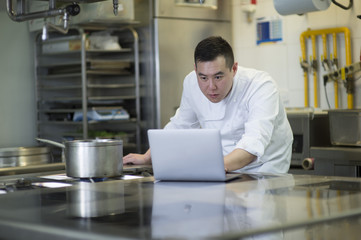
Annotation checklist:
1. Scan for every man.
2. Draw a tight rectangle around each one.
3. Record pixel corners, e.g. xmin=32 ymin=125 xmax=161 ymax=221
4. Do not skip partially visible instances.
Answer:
xmin=124 ymin=36 xmax=293 ymax=174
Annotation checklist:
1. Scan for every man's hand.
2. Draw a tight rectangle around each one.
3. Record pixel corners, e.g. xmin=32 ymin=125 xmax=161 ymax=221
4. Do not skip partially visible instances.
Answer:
xmin=123 ymin=149 xmax=151 ymax=165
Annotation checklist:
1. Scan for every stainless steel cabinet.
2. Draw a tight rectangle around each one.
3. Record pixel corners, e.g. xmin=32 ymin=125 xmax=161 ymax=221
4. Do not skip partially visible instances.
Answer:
xmin=35 ymin=26 xmax=141 ymax=160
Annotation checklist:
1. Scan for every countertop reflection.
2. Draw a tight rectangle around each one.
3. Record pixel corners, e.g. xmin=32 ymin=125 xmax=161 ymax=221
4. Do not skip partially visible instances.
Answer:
xmin=1 ymin=173 xmax=361 ymax=239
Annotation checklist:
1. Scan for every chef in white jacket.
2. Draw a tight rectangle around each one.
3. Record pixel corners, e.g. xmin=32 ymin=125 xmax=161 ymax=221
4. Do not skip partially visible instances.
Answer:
xmin=124 ymin=36 xmax=293 ymax=174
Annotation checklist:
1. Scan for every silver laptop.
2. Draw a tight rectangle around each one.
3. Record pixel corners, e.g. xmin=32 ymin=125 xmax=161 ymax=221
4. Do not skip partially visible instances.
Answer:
xmin=148 ymin=129 xmax=241 ymax=182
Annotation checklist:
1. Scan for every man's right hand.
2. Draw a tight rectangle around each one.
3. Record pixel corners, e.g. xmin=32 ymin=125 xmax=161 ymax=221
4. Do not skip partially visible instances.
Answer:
xmin=123 ymin=149 xmax=151 ymax=165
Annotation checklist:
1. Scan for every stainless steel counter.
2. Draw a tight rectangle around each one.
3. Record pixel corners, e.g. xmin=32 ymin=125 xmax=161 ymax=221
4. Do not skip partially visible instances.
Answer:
xmin=0 ymin=172 xmax=361 ymax=239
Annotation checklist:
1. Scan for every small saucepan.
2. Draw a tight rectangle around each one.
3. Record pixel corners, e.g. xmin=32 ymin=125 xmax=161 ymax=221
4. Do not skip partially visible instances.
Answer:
xmin=36 ymin=138 xmax=123 ymax=178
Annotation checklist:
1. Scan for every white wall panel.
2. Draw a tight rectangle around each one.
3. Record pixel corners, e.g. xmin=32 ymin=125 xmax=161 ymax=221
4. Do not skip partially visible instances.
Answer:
xmin=232 ymin=0 xmax=361 ymax=109
xmin=0 ymin=4 xmax=36 ymax=147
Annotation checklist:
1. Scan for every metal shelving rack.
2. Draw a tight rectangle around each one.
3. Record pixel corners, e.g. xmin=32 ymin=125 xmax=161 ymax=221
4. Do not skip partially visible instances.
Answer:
xmin=35 ymin=26 xmax=141 ymax=160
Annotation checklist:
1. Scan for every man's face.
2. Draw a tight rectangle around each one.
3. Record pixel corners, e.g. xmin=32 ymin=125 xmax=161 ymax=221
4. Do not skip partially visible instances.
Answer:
xmin=195 ymin=56 xmax=237 ymax=103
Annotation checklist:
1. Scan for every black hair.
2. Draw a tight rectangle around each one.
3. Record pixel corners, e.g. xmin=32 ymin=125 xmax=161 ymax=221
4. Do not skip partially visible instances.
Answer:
xmin=194 ymin=36 xmax=234 ymax=70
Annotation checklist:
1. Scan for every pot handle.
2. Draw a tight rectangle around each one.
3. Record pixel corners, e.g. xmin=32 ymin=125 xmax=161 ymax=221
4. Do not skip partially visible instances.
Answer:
xmin=36 ymin=138 xmax=65 ymax=149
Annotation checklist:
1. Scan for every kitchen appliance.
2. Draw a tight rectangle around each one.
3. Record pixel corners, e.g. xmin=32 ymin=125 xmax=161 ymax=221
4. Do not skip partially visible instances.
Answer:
xmin=23 ymin=0 xmax=136 ymax=41
xmin=311 ymin=146 xmax=361 ymax=177
xmin=36 ymin=138 xmax=123 ymax=178
xmin=328 ymin=109 xmax=361 ymax=146
xmin=308 ymin=109 xmax=361 ymax=177
xmin=0 ymin=146 xmax=51 ymax=168
xmin=153 ymin=0 xmax=232 ymax=127
xmin=0 ymin=164 xmax=152 ymax=194
xmin=287 ymin=108 xmax=331 ymax=167
xmin=8 ymin=0 xmax=132 ymax=23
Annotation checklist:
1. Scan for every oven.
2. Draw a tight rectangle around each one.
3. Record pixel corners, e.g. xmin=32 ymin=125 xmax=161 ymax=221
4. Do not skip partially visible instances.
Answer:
xmin=287 ymin=109 xmax=331 ymax=168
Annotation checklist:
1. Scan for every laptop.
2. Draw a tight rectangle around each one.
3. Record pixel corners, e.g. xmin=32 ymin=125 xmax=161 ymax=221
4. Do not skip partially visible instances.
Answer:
xmin=147 ymin=129 xmax=241 ymax=182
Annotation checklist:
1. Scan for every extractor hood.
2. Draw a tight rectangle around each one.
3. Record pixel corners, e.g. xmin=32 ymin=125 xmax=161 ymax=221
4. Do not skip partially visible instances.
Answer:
xmin=6 ymin=0 xmax=133 ymax=40
xmin=6 ymin=0 xmax=120 ymax=22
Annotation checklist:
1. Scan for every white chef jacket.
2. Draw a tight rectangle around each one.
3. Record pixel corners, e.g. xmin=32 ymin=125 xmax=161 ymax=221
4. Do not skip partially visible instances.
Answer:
xmin=164 ymin=66 xmax=293 ymax=174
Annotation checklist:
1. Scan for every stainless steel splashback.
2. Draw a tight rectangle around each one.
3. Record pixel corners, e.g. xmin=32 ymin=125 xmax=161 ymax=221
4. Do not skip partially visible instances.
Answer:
xmin=153 ymin=0 xmax=232 ymax=128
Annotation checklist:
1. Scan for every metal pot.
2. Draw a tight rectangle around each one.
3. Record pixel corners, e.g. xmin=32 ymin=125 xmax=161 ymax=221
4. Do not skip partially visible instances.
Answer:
xmin=36 ymin=138 xmax=123 ymax=178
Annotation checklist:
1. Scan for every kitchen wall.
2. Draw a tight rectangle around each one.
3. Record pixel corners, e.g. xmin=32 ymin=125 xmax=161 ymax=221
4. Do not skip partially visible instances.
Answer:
xmin=232 ymin=0 xmax=361 ymax=109
xmin=0 ymin=3 xmax=36 ymax=148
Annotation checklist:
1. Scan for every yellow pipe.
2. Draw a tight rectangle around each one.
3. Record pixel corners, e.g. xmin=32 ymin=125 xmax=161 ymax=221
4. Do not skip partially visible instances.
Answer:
xmin=311 ymin=35 xmax=318 ymax=108
xmin=348 ymin=94 xmax=353 ymax=108
xmin=322 ymin=34 xmax=327 ymax=59
xmin=300 ymin=34 xmax=309 ymax=107
xmin=300 ymin=27 xmax=353 ymax=109
xmin=332 ymin=33 xmax=339 ymax=109
xmin=322 ymin=34 xmax=331 ymax=108
xmin=332 ymin=33 xmax=338 ymax=58
xmin=344 ymin=27 xmax=353 ymax=109
xmin=301 ymin=27 xmax=349 ymax=38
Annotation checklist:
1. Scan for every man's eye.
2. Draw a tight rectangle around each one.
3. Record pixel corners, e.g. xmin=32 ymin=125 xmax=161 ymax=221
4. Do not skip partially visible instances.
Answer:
xmin=215 ymin=75 xmax=223 ymax=80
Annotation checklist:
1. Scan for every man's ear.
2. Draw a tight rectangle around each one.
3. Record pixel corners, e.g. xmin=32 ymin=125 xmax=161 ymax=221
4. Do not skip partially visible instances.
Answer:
xmin=232 ymin=62 xmax=238 ymax=76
